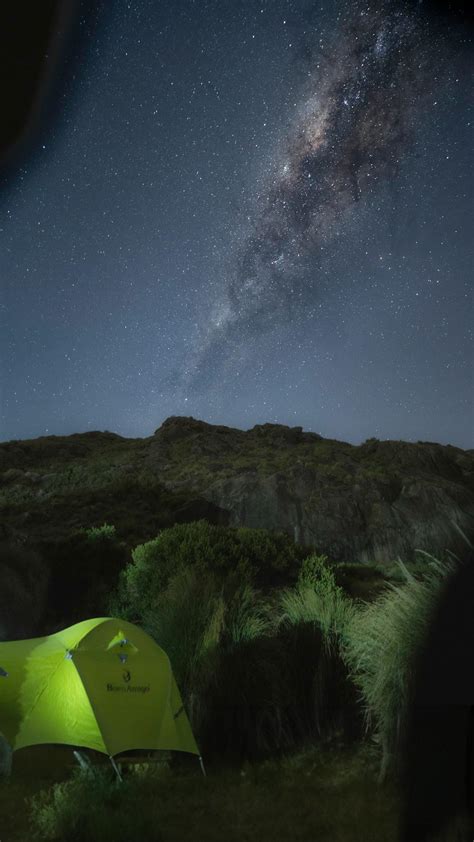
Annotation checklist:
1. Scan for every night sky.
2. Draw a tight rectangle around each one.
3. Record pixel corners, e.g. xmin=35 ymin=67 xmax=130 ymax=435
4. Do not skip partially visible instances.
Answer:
xmin=1 ymin=0 xmax=472 ymax=447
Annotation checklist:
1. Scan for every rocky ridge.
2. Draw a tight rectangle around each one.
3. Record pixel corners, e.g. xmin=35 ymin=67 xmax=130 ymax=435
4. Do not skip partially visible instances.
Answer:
xmin=1 ymin=416 xmax=473 ymax=564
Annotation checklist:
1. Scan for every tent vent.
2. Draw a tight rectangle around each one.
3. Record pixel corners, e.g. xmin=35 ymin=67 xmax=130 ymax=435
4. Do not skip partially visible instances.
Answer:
xmin=65 ymin=650 xmax=73 ymax=660
xmin=0 ymin=667 xmax=8 ymax=677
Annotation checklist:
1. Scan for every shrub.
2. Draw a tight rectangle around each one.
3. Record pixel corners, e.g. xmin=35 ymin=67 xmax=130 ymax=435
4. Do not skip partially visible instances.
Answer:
xmin=82 ymin=523 xmax=116 ymax=541
xmin=116 ymin=549 xmax=335 ymax=761
xmin=113 ymin=521 xmax=307 ymax=621
xmin=341 ymin=552 xmax=456 ymax=782
xmin=109 ymin=538 xmax=364 ymax=761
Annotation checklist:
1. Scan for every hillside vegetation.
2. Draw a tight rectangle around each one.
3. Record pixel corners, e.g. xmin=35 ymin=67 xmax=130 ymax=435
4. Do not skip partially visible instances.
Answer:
xmin=1 ymin=416 xmax=472 ymax=563
xmin=1 ymin=522 xmax=469 ymax=841
xmin=1 ymin=418 xmax=473 ymax=840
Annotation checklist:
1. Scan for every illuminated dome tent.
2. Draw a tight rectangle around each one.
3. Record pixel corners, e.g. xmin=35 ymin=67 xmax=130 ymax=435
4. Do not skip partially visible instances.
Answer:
xmin=0 ymin=618 xmax=201 ymax=774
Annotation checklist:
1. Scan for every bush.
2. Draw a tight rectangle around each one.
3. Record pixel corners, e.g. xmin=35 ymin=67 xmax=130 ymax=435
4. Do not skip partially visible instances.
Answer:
xmin=82 ymin=523 xmax=116 ymax=541
xmin=342 ymin=552 xmax=456 ymax=782
xmin=113 ymin=521 xmax=307 ymax=621
xmin=116 ymin=548 xmax=348 ymax=760
xmin=111 ymin=543 xmax=364 ymax=761
xmin=29 ymin=765 xmax=164 ymax=841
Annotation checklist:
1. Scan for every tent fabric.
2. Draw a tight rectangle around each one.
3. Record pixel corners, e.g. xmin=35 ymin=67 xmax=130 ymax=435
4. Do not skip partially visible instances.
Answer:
xmin=0 ymin=617 xmax=199 ymax=758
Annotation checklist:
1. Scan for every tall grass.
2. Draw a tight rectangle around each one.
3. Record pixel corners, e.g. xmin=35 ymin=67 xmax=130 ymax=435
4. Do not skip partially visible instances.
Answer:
xmin=276 ymin=554 xmax=361 ymax=745
xmin=342 ymin=552 xmax=457 ymax=782
xmin=142 ymin=566 xmax=289 ymax=759
xmin=277 ymin=554 xmax=357 ymax=652
xmin=111 ymin=533 xmax=464 ymax=780
xmin=142 ymin=565 xmax=225 ymax=704
xmin=139 ymin=554 xmax=366 ymax=760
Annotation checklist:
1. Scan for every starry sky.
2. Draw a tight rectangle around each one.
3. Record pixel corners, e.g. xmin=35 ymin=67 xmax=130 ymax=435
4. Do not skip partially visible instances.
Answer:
xmin=1 ymin=0 xmax=472 ymax=447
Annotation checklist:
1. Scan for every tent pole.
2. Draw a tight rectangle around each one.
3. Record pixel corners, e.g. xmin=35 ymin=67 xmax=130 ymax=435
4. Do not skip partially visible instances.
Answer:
xmin=109 ymin=755 xmax=123 ymax=782
xmin=73 ymin=750 xmax=92 ymax=772
xmin=198 ymin=755 xmax=206 ymax=777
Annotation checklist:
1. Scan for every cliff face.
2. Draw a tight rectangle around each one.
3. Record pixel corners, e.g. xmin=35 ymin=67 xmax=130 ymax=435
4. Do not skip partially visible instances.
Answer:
xmin=203 ymin=455 xmax=473 ymax=564
xmin=150 ymin=418 xmax=474 ymax=564
xmin=1 ymin=416 xmax=473 ymax=564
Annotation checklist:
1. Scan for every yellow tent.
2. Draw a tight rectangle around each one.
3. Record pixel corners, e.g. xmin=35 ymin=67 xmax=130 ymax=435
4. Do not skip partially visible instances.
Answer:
xmin=0 ymin=618 xmax=199 ymax=764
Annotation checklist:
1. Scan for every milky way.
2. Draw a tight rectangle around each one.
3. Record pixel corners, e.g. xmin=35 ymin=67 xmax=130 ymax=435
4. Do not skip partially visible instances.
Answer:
xmin=180 ymin=1 xmax=452 ymax=391
xmin=2 ymin=0 xmax=471 ymax=447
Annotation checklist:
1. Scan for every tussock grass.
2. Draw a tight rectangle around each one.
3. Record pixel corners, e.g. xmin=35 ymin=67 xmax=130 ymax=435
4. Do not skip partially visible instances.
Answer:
xmin=142 ymin=567 xmax=287 ymax=759
xmin=113 ymin=536 xmax=466 ymax=783
xmin=277 ymin=554 xmax=357 ymax=652
xmin=135 ymin=553 xmax=366 ymax=760
xmin=275 ymin=555 xmax=362 ymax=745
xmin=342 ymin=552 xmax=457 ymax=782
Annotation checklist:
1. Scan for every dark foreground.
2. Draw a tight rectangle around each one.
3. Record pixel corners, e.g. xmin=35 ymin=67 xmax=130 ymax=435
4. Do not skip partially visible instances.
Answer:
xmin=2 ymin=744 xmax=401 ymax=842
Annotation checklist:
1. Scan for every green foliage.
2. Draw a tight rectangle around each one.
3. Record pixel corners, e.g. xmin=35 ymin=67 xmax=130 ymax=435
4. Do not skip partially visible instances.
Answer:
xmin=28 ymin=765 xmax=164 ymax=841
xmin=110 ymin=522 xmax=327 ymax=759
xmin=379 ymin=557 xmax=438 ymax=583
xmin=142 ymin=566 xmax=226 ymax=702
xmin=114 ymin=521 xmax=306 ymax=621
xmin=272 ymin=554 xmax=362 ymax=746
xmin=82 ymin=523 xmax=116 ymax=541
xmin=227 ymin=583 xmax=273 ymax=644
xmin=341 ymin=552 xmax=456 ymax=781
xmin=127 ymin=544 xmax=363 ymax=759
xmin=137 ymin=564 xmax=285 ymax=759
xmin=278 ymin=554 xmax=357 ymax=652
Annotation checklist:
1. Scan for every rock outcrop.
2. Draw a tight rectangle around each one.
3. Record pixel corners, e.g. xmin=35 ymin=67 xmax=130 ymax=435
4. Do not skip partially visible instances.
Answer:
xmin=1 ymin=416 xmax=473 ymax=564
